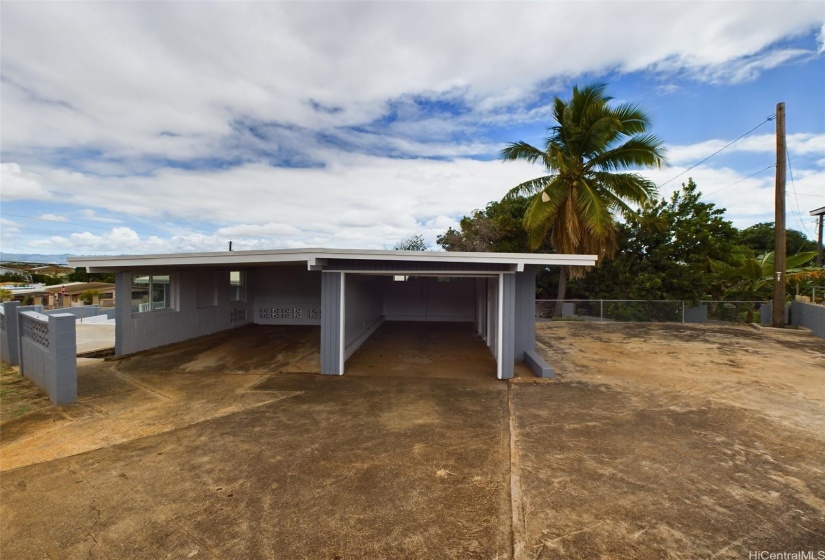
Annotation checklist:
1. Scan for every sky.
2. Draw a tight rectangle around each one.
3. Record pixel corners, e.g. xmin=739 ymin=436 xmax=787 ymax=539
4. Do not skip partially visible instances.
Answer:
xmin=1 ymin=1 xmax=824 ymax=257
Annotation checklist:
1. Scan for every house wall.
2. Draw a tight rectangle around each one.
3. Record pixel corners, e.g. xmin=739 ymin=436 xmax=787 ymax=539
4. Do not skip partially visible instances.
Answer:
xmin=321 ymin=272 xmax=343 ymax=375
xmin=344 ymin=274 xmax=387 ymax=359
xmin=116 ymin=269 xmax=252 ymax=356
xmin=382 ymin=276 xmax=475 ymax=322
xmin=252 ymin=265 xmax=322 ymax=325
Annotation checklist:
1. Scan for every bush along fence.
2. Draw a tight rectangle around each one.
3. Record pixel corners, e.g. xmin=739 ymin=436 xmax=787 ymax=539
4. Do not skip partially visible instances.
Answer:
xmin=0 ymin=301 xmax=77 ymax=404
xmin=536 ymin=300 xmax=769 ymax=324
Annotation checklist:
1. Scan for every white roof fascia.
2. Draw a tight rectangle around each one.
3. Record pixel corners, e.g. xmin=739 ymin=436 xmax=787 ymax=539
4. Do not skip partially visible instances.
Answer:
xmin=68 ymin=248 xmax=597 ymax=272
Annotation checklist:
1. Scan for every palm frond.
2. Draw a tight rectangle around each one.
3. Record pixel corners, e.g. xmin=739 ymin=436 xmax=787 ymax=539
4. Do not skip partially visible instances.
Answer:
xmin=502 ymin=175 xmax=557 ymax=200
xmin=587 ymin=135 xmax=666 ymax=171
xmin=500 ymin=141 xmax=546 ymax=165
xmin=610 ymin=102 xmax=652 ymax=135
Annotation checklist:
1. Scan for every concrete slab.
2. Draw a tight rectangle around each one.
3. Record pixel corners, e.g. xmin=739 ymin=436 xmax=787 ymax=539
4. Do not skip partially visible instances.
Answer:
xmin=1 ymin=373 xmax=512 ymax=560
xmin=75 ymin=323 xmax=115 ymax=354
xmin=346 ymin=321 xmax=497 ymax=380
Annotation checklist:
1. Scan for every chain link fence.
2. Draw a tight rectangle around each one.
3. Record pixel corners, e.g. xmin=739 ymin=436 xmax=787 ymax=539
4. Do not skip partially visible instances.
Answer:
xmin=536 ymin=300 xmax=767 ymax=324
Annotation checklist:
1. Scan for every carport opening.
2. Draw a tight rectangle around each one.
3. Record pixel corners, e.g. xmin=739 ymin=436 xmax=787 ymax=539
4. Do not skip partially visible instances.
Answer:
xmin=343 ymin=274 xmax=499 ymax=379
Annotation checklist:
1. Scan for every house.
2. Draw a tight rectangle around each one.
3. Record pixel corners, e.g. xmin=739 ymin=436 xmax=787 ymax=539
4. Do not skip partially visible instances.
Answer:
xmin=68 ymin=248 xmax=595 ymax=378
xmin=43 ymin=282 xmax=116 ymax=307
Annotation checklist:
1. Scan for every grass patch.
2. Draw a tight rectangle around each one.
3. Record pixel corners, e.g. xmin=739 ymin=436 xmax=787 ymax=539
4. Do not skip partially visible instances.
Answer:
xmin=1 ymin=362 xmax=51 ymax=422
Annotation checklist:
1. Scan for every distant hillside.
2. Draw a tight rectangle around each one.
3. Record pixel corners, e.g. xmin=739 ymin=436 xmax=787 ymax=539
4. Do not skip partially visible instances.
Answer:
xmin=0 ymin=253 xmax=73 ymax=265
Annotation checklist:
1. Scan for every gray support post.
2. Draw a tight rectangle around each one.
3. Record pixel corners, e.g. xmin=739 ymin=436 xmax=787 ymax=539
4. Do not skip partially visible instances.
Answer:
xmin=500 ymin=273 xmax=516 ymax=380
xmin=114 ymin=272 xmax=130 ymax=356
xmin=320 ymin=271 xmax=344 ymax=375
xmin=49 ymin=313 xmax=77 ymax=404
xmin=513 ymin=266 xmax=537 ymax=361
xmin=1 ymin=301 xmax=21 ymax=366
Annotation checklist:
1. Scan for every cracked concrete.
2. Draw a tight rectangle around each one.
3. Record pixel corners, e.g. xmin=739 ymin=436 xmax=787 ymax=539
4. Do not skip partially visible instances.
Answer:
xmin=2 ymin=322 xmax=824 ymax=559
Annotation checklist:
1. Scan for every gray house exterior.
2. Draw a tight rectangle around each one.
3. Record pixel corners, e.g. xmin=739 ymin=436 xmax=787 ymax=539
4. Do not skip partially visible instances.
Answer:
xmin=69 ymin=248 xmax=596 ymax=379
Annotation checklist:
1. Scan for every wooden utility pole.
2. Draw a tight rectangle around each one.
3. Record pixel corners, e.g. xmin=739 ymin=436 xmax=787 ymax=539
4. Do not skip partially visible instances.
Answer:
xmin=772 ymin=102 xmax=786 ymax=328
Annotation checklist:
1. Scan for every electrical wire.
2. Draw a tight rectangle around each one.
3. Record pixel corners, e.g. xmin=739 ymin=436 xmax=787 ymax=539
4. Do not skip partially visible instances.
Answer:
xmin=658 ymin=114 xmax=776 ymax=189
xmin=786 ymin=149 xmax=810 ymax=235
xmin=1 ymin=211 xmax=159 ymax=237
xmin=701 ymin=164 xmax=775 ymax=197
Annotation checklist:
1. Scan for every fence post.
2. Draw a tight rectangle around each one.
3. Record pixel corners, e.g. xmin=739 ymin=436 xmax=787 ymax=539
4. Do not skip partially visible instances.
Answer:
xmin=682 ymin=301 xmax=685 ymax=323
xmin=600 ymin=300 xmax=604 ymax=322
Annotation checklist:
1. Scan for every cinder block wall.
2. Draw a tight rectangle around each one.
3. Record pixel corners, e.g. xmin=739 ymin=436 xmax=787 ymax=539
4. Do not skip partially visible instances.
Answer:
xmin=19 ymin=311 xmax=77 ymax=404
xmin=792 ymin=301 xmax=825 ymax=338
xmin=1 ymin=301 xmax=21 ymax=365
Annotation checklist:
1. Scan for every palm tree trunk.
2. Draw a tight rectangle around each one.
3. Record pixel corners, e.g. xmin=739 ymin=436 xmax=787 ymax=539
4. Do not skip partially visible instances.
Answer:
xmin=554 ymin=266 xmax=567 ymax=316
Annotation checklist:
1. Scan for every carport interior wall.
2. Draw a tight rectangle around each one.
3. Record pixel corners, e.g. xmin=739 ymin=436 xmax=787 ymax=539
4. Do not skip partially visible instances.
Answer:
xmin=113 ymin=264 xmax=539 ymax=379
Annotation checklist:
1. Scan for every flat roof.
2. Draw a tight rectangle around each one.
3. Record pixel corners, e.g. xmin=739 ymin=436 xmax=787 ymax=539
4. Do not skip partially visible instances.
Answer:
xmin=809 ymin=206 xmax=825 ymax=216
xmin=68 ymin=248 xmax=597 ymax=273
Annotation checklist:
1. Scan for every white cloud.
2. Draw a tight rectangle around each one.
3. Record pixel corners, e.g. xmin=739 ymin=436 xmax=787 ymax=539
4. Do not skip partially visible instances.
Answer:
xmin=1 ymin=2 xmax=822 ymax=164
xmin=0 ymin=163 xmax=52 ymax=201
xmin=1 ymin=218 xmax=21 ymax=235
xmin=667 ymin=133 xmax=825 ymax=164
xmin=37 ymin=213 xmax=68 ymax=222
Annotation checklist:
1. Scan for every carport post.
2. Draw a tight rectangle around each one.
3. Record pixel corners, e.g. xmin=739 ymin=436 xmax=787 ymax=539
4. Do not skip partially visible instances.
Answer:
xmin=320 ymin=271 xmax=345 ymax=375
xmin=498 ymin=273 xmax=516 ymax=380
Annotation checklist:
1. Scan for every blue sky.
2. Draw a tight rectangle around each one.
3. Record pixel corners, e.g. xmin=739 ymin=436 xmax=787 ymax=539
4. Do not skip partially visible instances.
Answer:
xmin=1 ymin=1 xmax=824 ymax=256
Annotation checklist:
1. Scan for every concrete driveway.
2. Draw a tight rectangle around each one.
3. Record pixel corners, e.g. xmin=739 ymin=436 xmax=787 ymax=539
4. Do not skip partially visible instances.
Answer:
xmin=2 ymin=323 xmax=824 ymax=559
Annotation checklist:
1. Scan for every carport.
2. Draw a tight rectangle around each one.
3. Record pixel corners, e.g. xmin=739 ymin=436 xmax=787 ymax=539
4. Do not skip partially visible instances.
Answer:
xmin=69 ymin=249 xmax=595 ymax=379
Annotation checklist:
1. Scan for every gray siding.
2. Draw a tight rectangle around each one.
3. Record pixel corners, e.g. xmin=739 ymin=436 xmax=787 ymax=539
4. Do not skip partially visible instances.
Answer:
xmin=321 ymin=272 xmax=343 ymax=375
xmin=344 ymin=275 xmax=386 ymax=359
xmin=252 ymin=265 xmax=322 ymax=325
xmin=116 ymin=269 xmax=252 ymax=356
xmin=383 ymin=277 xmax=476 ymax=322
xmin=500 ymin=273 xmax=516 ymax=379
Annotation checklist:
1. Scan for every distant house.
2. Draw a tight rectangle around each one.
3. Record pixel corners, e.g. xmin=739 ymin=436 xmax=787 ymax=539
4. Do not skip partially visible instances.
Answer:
xmin=43 ymin=282 xmax=116 ymax=307
xmin=70 ymin=248 xmax=596 ymax=379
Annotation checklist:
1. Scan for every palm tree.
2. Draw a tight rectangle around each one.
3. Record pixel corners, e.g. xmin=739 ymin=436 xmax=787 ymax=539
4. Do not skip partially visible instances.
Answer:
xmin=501 ymin=83 xmax=665 ymax=307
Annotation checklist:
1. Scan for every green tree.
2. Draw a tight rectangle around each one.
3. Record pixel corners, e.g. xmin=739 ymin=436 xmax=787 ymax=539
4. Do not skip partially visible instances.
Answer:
xmin=575 ymin=179 xmax=744 ymax=302
xmin=437 ymin=196 xmax=553 ymax=253
xmin=711 ymin=251 xmax=823 ymax=303
xmin=739 ymin=222 xmax=816 ymax=256
xmin=67 ymin=267 xmax=115 ymax=283
xmin=79 ymin=289 xmax=101 ymax=305
xmin=393 ymin=234 xmax=430 ymax=251
xmin=501 ymin=83 xmax=665 ymax=305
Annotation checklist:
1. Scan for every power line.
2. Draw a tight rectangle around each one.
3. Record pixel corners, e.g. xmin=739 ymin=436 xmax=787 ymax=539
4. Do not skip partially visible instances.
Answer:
xmin=658 ymin=114 xmax=776 ymax=189
xmin=786 ymin=149 xmax=810 ymax=235
xmin=0 ymin=212 xmax=160 ymax=237
xmin=702 ymin=164 xmax=775 ymax=197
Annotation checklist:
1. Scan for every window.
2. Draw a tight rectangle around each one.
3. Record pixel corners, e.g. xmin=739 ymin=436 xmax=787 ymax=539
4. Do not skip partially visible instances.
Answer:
xmin=132 ymin=274 xmax=172 ymax=313
xmin=229 ymin=271 xmax=245 ymax=302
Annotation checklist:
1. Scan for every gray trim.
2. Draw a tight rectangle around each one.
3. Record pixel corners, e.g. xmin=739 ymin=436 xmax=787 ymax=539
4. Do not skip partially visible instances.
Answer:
xmin=499 ymin=273 xmax=516 ymax=380
xmin=325 ymin=259 xmax=512 ymax=273
xmin=524 ymin=350 xmax=555 ymax=378
xmin=320 ymin=271 xmax=344 ymax=375
xmin=115 ymin=272 xmax=130 ymax=356
xmin=514 ymin=266 xmax=537 ymax=360
xmin=1 ymin=301 xmax=21 ymax=365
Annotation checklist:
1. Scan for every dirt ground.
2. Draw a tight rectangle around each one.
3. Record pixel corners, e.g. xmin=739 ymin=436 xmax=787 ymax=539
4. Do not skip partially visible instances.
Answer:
xmin=1 ymin=321 xmax=824 ymax=559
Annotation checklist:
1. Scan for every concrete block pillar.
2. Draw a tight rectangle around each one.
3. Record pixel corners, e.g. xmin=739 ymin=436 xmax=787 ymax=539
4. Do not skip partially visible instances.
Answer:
xmin=1 ymin=301 xmax=21 ymax=366
xmin=321 ymin=272 xmax=344 ymax=375
xmin=49 ymin=313 xmax=77 ymax=404
xmin=499 ymin=273 xmax=516 ymax=380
